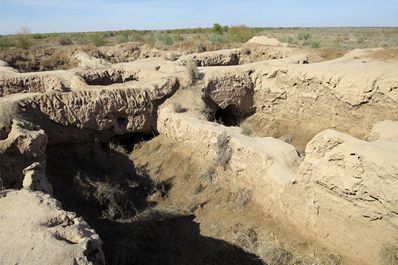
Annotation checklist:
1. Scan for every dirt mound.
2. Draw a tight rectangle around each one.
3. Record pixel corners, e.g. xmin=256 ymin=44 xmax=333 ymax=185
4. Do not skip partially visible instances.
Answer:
xmin=247 ymin=36 xmax=288 ymax=47
xmin=0 ymin=189 xmax=105 ymax=265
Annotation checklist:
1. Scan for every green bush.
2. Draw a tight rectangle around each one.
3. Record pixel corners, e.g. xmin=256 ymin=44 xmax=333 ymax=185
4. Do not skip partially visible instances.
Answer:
xmin=116 ymin=30 xmax=145 ymax=44
xmin=0 ymin=37 xmax=14 ymax=49
xmin=103 ymin=31 xmax=115 ymax=38
xmin=32 ymin=33 xmax=48 ymax=40
xmin=212 ymin=23 xmax=224 ymax=34
xmin=227 ymin=25 xmax=253 ymax=43
xmin=311 ymin=40 xmax=321 ymax=48
xmin=153 ymin=32 xmax=174 ymax=48
xmin=334 ymin=36 xmax=343 ymax=48
xmin=58 ymin=35 xmax=73 ymax=46
xmin=207 ymin=33 xmax=226 ymax=44
xmin=90 ymin=34 xmax=107 ymax=47
xmin=173 ymin=33 xmax=184 ymax=42
xmin=298 ymin=32 xmax=312 ymax=41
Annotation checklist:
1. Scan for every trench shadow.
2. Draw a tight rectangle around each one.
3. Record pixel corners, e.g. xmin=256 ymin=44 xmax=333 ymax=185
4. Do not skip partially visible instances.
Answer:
xmin=93 ymin=211 xmax=264 ymax=265
xmin=46 ymin=141 xmax=264 ymax=265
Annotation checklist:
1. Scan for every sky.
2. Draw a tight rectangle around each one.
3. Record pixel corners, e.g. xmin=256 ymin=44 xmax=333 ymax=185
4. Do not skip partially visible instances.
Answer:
xmin=0 ymin=0 xmax=397 ymax=34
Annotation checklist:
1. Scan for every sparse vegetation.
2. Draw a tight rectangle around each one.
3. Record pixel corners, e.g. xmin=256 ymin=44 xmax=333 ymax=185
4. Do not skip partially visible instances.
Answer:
xmin=230 ymin=188 xmax=252 ymax=210
xmin=231 ymin=224 xmax=258 ymax=252
xmin=73 ymin=171 xmax=136 ymax=219
xmin=241 ymin=124 xmax=252 ymax=136
xmin=0 ymin=177 xmax=4 ymax=191
xmin=0 ymin=36 xmax=14 ymax=49
xmin=216 ymin=131 xmax=232 ymax=168
xmin=227 ymin=25 xmax=253 ymax=43
xmin=0 ymin=101 xmax=18 ymax=138
xmin=58 ymin=35 xmax=73 ymax=46
xmin=380 ymin=245 xmax=398 ymax=265
xmin=90 ymin=33 xmax=107 ymax=47
xmin=172 ymin=102 xmax=184 ymax=113
xmin=298 ymin=32 xmax=312 ymax=41
xmin=15 ymin=26 xmax=33 ymax=49
xmin=0 ymin=27 xmax=396 ymax=53
xmin=199 ymin=166 xmax=215 ymax=183
xmin=184 ymin=59 xmax=200 ymax=85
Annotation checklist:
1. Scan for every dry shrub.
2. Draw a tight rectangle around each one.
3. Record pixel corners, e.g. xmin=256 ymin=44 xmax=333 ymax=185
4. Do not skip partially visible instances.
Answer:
xmin=263 ymin=247 xmax=293 ymax=265
xmin=172 ymin=102 xmax=184 ymax=113
xmin=184 ymin=59 xmax=200 ymax=85
xmin=109 ymin=142 xmax=129 ymax=155
xmin=230 ymin=188 xmax=252 ymax=210
xmin=15 ymin=26 xmax=33 ymax=49
xmin=279 ymin=134 xmax=293 ymax=144
xmin=0 ymin=177 xmax=4 ymax=191
xmin=199 ymin=166 xmax=215 ymax=183
xmin=380 ymin=245 xmax=398 ymax=265
xmin=73 ymin=171 xmax=136 ymax=219
xmin=164 ymin=52 xmax=179 ymax=61
xmin=216 ymin=131 xmax=232 ymax=167
xmin=241 ymin=125 xmax=252 ymax=136
xmin=0 ymin=101 xmax=19 ymax=138
xmin=231 ymin=224 xmax=258 ymax=253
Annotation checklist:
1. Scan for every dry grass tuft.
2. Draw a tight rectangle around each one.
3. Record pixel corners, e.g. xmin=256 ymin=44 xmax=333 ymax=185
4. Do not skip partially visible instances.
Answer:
xmin=0 ymin=177 xmax=5 ymax=191
xmin=184 ymin=59 xmax=200 ymax=85
xmin=172 ymin=102 xmax=185 ymax=113
xmin=231 ymin=224 xmax=258 ymax=252
xmin=380 ymin=245 xmax=398 ymax=265
xmin=216 ymin=131 xmax=232 ymax=168
xmin=230 ymin=188 xmax=253 ymax=210
xmin=0 ymin=101 xmax=19 ymax=139
xmin=241 ymin=125 xmax=253 ymax=136
xmin=73 ymin=171 xmax=136 ymax=219
xmin=200 ymin=166 xmax=215 ymax=183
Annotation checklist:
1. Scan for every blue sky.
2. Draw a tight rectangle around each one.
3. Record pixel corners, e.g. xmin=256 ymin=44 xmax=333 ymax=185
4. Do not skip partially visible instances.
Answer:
xmin=0 ymin=0 xmax=397 ymax=34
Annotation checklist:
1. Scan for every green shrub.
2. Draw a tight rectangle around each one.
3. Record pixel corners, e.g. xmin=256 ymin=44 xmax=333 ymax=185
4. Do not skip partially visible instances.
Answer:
xmin=212 ymin=23 xmax=224 ymax=34
xmin=32 ymin=33 xmax=48 ymax=40
xmin=103 ymin=31 xmax=115 ymax=38
xmin=334 ymin=36 xmax=343 ymax=48
xmin=0 ymin=37 xmax=14 ymax=49
xmin=227 ymin=25 xmax=253 ymax=43
xmin=298 ymin=32 xmax=312 ymax=41
xmin=154 ymin=32 xmax=174 ymax=47
xmin=58 ymin=35 xmax=73 ymax=46
xmin=90 ymin=34 xmax=107 ymax=47
xmin=173 ymin=33 xmax=184 ymax=42
xmin=116 ymin=31 xmax=145 ymax=44
xmin=311 ymin=40 xmax=321 ymax=48
xmin=207 ymin=33 xmax=226 ymax=44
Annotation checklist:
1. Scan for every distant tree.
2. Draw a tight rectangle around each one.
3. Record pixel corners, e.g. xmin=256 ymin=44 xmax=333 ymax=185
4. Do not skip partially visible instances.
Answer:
xmin=212 ymin=23 xmax=223 ymax=34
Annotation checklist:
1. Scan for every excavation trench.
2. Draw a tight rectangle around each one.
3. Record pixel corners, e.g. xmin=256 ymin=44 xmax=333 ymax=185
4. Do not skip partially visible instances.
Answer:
xmin=80 ymin=69 xmax=138 ymax=86
xmin=0 ymin=48 xmax=79 ymax=73
xmin=45 ymin=135 xmax=264 ymax=265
